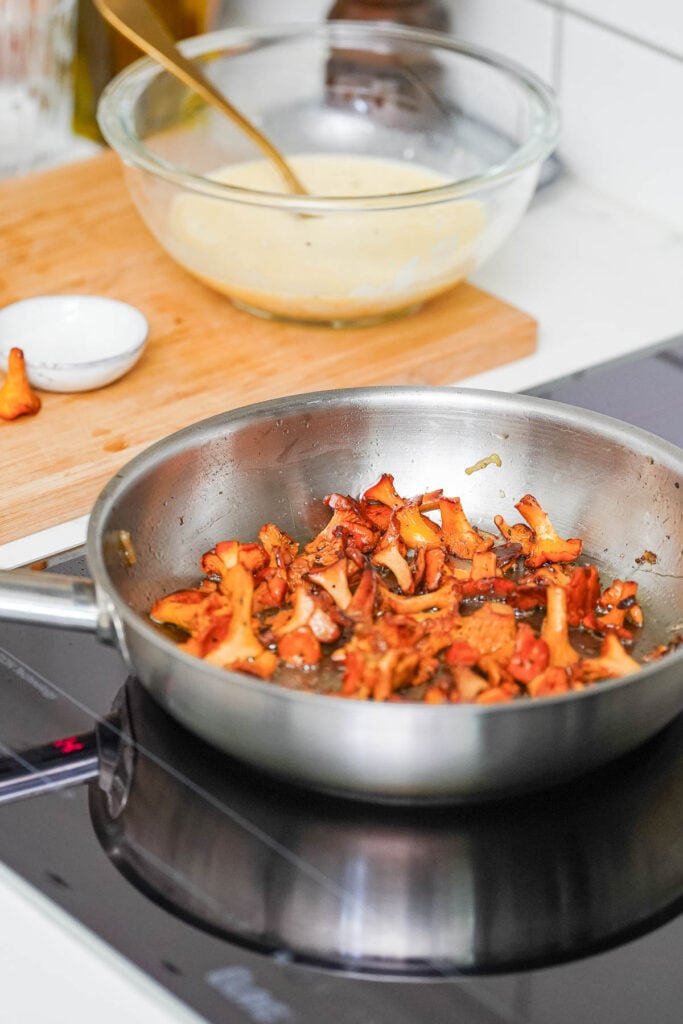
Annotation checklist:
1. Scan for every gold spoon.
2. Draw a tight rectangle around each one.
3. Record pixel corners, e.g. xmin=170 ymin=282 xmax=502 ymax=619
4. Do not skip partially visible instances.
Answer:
xmin=93 ymin=0 xmax=308 ymax=196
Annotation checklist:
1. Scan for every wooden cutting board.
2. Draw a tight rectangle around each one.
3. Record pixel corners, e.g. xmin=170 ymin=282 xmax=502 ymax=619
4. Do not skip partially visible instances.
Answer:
xmin=0 ymin=151 xmax=536 ymax=544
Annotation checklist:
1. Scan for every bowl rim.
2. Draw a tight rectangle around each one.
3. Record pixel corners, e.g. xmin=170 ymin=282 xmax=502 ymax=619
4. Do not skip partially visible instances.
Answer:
xmin=0 ymin=294 xmax=149 ymax=371
xmin=97 ymin=20 xmax=561 ymax=212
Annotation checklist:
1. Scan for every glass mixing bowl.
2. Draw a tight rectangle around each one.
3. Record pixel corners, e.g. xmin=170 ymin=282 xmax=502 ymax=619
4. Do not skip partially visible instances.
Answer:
xmin=98 ymin=21 xmax=559 ymax=328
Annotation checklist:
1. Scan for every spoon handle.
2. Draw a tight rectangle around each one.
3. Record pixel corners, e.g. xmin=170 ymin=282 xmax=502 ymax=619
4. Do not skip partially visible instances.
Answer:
xmin=94 ymin=0 xmax=307 ymax=196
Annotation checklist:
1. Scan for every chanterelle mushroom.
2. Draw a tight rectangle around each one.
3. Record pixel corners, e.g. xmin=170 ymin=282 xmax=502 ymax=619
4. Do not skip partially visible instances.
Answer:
xmin=0 ymin=348 xmax=41 ymax=420
xmin=148 ymin=472 xmax=674 ymax=705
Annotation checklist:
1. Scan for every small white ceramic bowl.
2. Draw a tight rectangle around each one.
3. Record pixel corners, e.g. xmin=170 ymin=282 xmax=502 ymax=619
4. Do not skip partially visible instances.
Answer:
xmin=0 ymin=295 xmax=149 ymax=392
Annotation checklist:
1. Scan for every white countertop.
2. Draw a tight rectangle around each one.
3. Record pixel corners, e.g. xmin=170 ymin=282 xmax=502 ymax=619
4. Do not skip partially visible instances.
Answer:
xmin=0 ymin=863 xmax=206 ymax=1024
xmin=1 ymin=167 xmax=682 ymax=1023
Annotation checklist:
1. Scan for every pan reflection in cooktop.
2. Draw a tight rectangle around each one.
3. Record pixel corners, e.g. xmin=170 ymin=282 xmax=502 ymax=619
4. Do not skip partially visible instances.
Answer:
xmin=88 ymin=677 xmax=683 ymax=978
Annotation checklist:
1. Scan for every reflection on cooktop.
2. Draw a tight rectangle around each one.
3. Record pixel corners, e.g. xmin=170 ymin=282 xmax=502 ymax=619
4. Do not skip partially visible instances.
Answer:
xmin=90 ymin=678 xmax=683 ymax=978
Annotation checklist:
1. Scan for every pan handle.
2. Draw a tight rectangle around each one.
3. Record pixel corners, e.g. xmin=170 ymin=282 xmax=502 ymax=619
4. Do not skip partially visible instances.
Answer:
xmin=0 ymin=569 xmax=115 ymax=641
xmin=0 ymin=699 xmax=132 ymax=810
xmin=0 ymin=730 xmax=100 ymax=804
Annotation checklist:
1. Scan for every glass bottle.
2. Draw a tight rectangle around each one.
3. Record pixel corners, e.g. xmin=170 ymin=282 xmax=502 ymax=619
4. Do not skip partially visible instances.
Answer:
xmin=325 ymin=0 xmax=452 ymax=128
xmin=72 ymin=0 xmax=217 ymax=142
xmin=327 ymin=1 xmax=450 ymax=32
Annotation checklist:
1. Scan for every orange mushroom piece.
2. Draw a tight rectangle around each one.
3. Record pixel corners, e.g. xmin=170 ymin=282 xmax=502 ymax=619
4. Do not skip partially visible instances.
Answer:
xmin=419 ymin=545 xmax=448 ymax=591
xmin=360 ymin=473 xmax=443 ymax=529
xmin=450 ymin=601 xmax=517 ymax=662
xmin=258 ymin=523 xmax=299 ymax=568
xmin=450 ymin=663 xmax=489 ymax=702
xmin=382 ymin=576 xmax=462 ymax=616
xmin=268 ymin=583 xmax=342 ymax=644
xmin=252 ymin=569 xmax=289 ymax=614
xmin=515 ymin=494 xmax=582 ymax=569
xmin=582 ymin=578 xmax=643 ymax=636
xmin=541 ymin=586 xmax=579 ymax=668
xmin=527 ymin=666 xmax=572 ymax=698
xmin=344 ymin=564 xmax=378 ymax=625
xmin=0 ymin=347 xmax=41 ymax=420
xmin=201 ymin=539 xmax=269 ymax=579
xmin=394 ymin=499 xmax=442 ymax=549
xmin=564 ymin=564 xmax=602 ymax=626
xmin=335 ymin=616 xmax=424 ymax=701
xmin=507 ymin=622 xmax=550 ymax=683
xmin=306 ymin=555 xmax=354 ymax=610
xmin=203 ymin=562 xmax=278 ymax=677
xmin=362 ymin=471 xmax=405 ymax=509
xmin=277 ymin=626 xmax=322 ymax=668
xmin=445 ymin=639 xmax=480 ymax=667
xmin=519 ymin=564 xmax=575 ymax=588
xmin=642 ymin=634 xmax=683 ymax=663
xmin=439 ymin=496 xmax=493 ymax=559
xmin=150 ymin=588 xmax=231 ymax=637
xmin=580 ymin=633 xmax=641 ymax=681
xmin=469 ymin=549 xmax=499 ymax=581
xmin=371 ymin=514 xmax=414 ymax=593
xmin=493 ymin=514 xmax=534 ymax=555
xmin=307 ymin=492 xmax=377 ymax=554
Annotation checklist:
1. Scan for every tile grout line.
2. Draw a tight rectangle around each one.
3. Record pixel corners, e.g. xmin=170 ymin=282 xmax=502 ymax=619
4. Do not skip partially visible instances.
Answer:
xmin=532 ymin=0 xmax=683 ymax=64
xmin=549 ymin=0 xmax=564 ymax=94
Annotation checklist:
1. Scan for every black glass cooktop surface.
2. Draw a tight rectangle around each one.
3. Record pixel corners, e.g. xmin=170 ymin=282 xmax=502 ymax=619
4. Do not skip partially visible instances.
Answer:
xmin=0 ymin=337 xmax=681 ymax=1023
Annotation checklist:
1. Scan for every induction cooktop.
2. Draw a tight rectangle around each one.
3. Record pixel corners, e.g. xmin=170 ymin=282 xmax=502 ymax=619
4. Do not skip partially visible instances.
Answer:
xmin=0 ymin=336 xmax=681 ymax=1024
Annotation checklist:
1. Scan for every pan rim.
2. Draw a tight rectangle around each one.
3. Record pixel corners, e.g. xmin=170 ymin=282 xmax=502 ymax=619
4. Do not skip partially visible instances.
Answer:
xmin=91 ymin=384 xmax=683 ymax=473
xmin=87 ymin=384 xmax=683 ymax=716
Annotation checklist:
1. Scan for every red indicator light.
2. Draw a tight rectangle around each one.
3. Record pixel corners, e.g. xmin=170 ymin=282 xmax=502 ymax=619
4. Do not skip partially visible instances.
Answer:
xmin=54 ymin=737 xmax=85 ymax=754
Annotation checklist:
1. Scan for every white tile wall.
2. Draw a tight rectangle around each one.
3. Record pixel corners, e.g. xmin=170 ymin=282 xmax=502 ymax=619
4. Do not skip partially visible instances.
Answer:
xmin=452 ymin=0 xmax=683 ymax=232
xmin=214 ymin=0 xmax=328 ymax=26
xmin=216 ymin=0 xmax=559 ymax=87
xmin=452 ymin=0 xmax=559 ymax=88
xmin=213 ymin=1 xmax=683 ymax=230
xmin=562 ymin=0 xmax=683 ymax=59
xmin=559 ymin=14 xmax=683 ymax=230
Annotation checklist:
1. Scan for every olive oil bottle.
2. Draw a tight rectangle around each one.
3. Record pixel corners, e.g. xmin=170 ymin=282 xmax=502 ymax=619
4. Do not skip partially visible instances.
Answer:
xmin=72 ymin=0 xmax=216 ymax=142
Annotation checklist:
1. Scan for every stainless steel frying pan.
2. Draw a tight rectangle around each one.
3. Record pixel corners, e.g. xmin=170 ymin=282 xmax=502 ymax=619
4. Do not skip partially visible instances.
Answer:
xmin=0 ymin=386 xmax=681 ymax=802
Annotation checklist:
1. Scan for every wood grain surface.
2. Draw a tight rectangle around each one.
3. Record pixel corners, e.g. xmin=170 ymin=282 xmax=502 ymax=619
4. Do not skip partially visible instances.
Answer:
xmin=0 ymin=151 xmax=537 ymax=543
